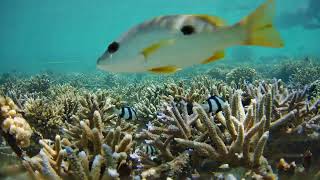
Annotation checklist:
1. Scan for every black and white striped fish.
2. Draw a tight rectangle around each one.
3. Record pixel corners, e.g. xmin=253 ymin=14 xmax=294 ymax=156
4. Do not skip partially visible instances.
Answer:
xmin=203 ymin=95 xmax=226 ymax=114
xmin=187 ymin=95 xmax=226 ymax=115
xmin=118 ymin=106 xmax=137 ymax=121
xmin=142 ymin=144 xmax=157 ymax=157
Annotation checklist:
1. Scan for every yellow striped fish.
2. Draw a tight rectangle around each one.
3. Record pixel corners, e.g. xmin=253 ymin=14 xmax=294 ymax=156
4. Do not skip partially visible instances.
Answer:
xmin=97 ymin=0 xmax=283 ymax=74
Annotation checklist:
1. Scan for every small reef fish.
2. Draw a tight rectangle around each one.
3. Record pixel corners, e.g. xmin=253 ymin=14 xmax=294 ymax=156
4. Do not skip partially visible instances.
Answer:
xmin=187 ymin=95 xmax=226 ymax=115
xmin=118 ymin=106 xmax=137 ymax=121
xmin=97 ymin=0 xmax=283 ymax=74
xmin=141 ymin=144 xmax=157 ymax=157
xmin=202 ymin=95 xmax=226 ymax=114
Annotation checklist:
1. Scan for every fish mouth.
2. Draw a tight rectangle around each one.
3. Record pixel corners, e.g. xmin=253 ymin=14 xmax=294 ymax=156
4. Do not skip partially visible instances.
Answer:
xmin=96 ymin=56 xmax=106 ymax=70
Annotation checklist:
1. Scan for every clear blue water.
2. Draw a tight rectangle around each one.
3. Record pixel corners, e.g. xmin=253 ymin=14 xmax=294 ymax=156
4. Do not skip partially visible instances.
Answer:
xmin=0 ymin=0 xmax=319 ymax=73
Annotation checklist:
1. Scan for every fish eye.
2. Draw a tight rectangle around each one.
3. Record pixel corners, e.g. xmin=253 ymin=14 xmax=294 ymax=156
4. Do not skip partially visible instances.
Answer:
xmin=181 ymin=25 xmax=195 ymax=35
xmin=107 ymin=41 xmax=119 ymax=53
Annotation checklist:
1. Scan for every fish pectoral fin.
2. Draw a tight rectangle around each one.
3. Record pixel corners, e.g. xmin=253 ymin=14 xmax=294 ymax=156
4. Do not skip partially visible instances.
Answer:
xmin=201 ymin=50 xmax=225 ymax=64
xmin=148 ymin=66 xmax=181 ymax=74
xmin=141 ymin=39 xmax=176 ymax=59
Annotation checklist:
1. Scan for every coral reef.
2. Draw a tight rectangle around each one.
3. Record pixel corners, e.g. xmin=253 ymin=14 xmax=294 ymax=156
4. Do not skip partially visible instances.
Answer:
xmin=0 ymin=59 xmax=319 ymax=179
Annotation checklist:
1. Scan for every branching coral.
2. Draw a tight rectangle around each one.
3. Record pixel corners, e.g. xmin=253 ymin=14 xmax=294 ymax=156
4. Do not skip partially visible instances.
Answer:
xmin=2 ymin=74 xmax=52 ymax=102
xmin=136 ymin=91 xmax=273 ymax=177
xmin=132 ymin=76 xmax=226 ymax=122
xmin=49 ymin=84 xmax=82 ymax=123
xmin=135 ymin=78 xmax=320 ymax=178
xmin=78 ymin=90 xmax=119 ymax=122
xmin=140 ymin=151 xmax=191 ymax=179
xmin=23 ymin=97 xmax=63 ymax=140
xmin=134 ymin=84 xmax=163 ymax=121
xmin=23 ymin=110 xmax=136 ymax=179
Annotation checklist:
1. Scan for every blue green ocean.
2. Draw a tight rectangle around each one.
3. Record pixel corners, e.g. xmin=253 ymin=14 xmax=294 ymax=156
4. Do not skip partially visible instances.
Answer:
xmin=0 ymin=0 xmax=320 ymax=73
xmin=0 ymin=0 xmax=319 ymax=179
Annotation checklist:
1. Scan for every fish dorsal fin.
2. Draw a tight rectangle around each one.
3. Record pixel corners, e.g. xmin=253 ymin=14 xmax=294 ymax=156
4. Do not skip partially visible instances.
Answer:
xmin=195 ymin=15 xmax=226 ymax=27
xmin=201 ymin=50 xmax=225 ymax=64
xmin=141 ymin=39 xmax=176 ymax=59
xmin=148 ymin=66 xmax=181 ymax=74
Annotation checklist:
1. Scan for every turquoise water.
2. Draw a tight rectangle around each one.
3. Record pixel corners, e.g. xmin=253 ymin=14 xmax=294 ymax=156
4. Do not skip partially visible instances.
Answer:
xmin=0 ymin=0 xmax=319 ymax=73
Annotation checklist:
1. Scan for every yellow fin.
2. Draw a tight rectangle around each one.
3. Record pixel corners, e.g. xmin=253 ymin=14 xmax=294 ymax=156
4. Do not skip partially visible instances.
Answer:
xmin=148 ymin=66 xmax=181 ymax=74
xmin=239 ymin=0 xmax=284 ymax=47
xmin=141 ymin=39 xmax=175 ymax=59
xmin=202 ymin=51 xmax=225 ymax=64
xmin=195 ymin=15 xmax=226 ymax=27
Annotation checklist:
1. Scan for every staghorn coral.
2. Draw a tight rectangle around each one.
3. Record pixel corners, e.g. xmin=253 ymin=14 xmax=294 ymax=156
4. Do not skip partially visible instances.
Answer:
xmin=23 ymin=111 xmax=135 ymax=179
xmin=77 ymin=90 xmax=119 ymax=123
xmin=24 ymin=97 xmax=63 ymax=140
xmin=132 ymin=76 xmax=227 ymax=122
xmin=140 ymin=151 xmax=191 ymax=179
xmin=134 ymin=83 xmax=163 ymax=121
xmin=136 ymin=91 xmax=274 ymax=177
xmin=241 ymin=79 xmax=320 ymax=138
xmin=49 ymin=84 xmax=82 ymax=123
xmin=2 ymin=74 xmax=52 ymax=101
xmin=25 ymin=74 xmax=52 ymax=94
xmin=135 ymin=79 xmax=320 ymax=178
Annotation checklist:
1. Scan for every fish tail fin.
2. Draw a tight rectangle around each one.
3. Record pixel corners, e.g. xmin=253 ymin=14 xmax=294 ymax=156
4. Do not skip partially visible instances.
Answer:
xmin=239 ymin=0 xmax=284 ymax=48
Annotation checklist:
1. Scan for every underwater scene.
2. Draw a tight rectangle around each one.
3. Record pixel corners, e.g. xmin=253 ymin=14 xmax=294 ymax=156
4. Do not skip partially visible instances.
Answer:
xmin=0 ymin=0 xmax=320 ymax=179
